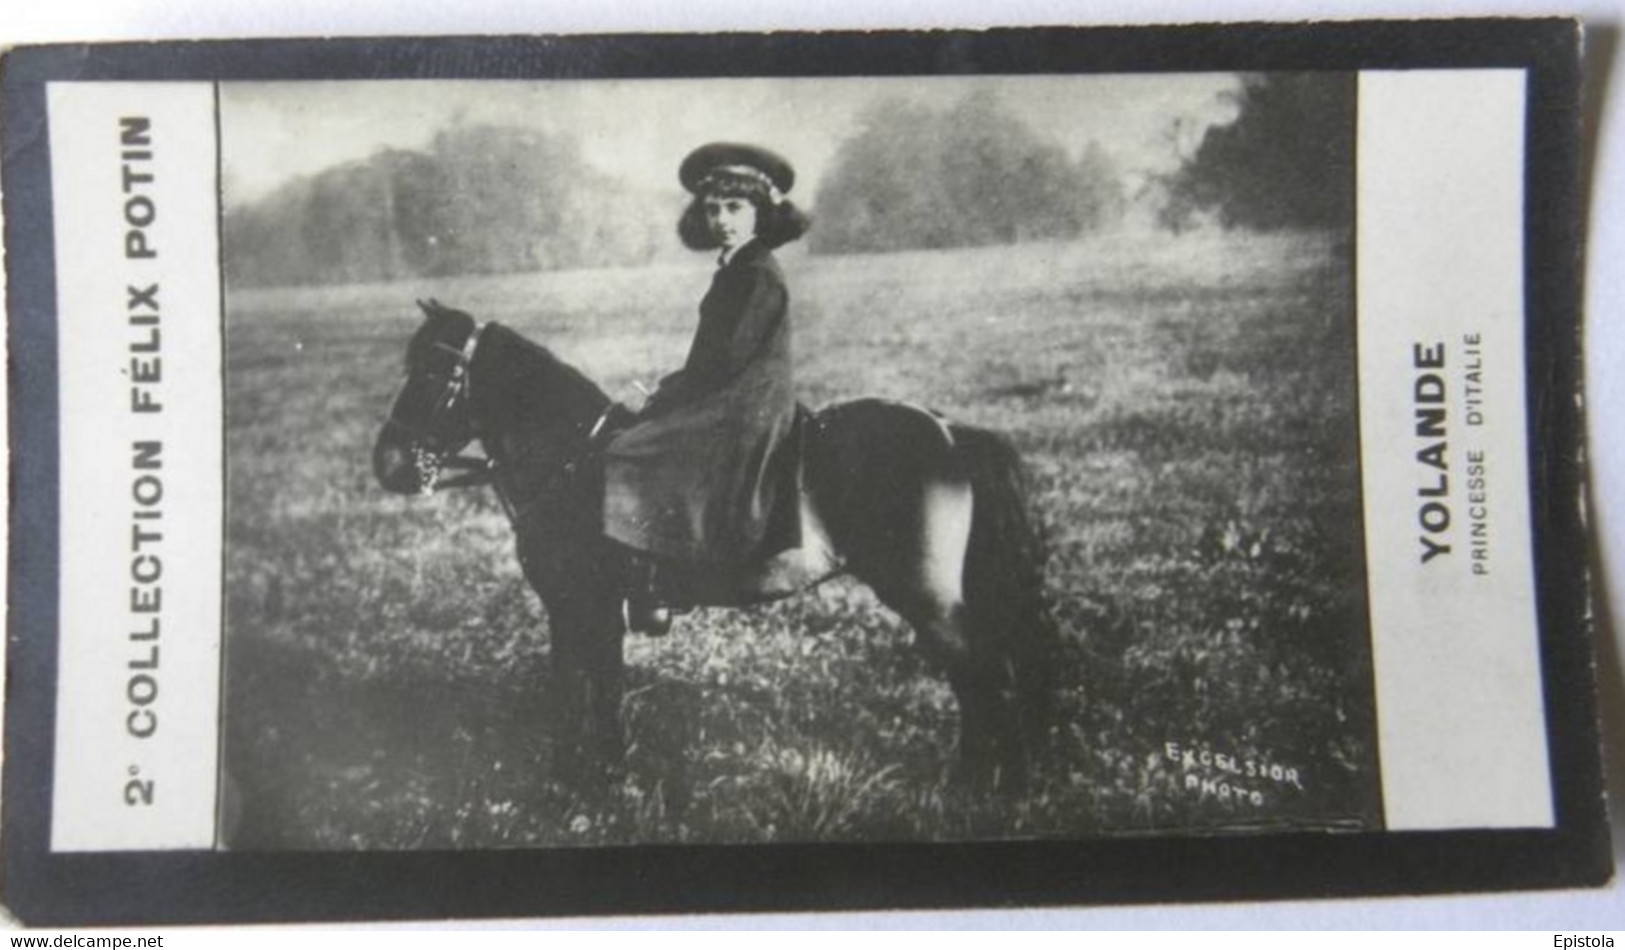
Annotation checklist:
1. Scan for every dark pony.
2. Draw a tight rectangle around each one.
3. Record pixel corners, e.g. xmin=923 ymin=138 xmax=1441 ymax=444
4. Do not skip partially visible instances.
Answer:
xmin=375 ymin=301 xmax=1056 ymax=790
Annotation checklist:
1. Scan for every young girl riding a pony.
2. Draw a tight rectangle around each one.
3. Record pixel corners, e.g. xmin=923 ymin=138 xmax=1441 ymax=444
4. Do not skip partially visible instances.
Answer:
xmin=602 ymin=143 xmax=811 ymax=634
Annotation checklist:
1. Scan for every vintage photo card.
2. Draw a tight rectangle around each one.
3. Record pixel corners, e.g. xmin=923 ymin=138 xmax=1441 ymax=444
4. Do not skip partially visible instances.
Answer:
xmin=2 ymin=20 xmax=1610 ymax=925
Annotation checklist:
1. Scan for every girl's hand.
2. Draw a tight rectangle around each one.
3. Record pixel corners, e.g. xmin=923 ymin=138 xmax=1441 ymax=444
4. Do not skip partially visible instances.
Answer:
xmin=642 ymin=372 xmax=686 ymax=415
xmin=630 ymin=378 xmax=655 ymax=411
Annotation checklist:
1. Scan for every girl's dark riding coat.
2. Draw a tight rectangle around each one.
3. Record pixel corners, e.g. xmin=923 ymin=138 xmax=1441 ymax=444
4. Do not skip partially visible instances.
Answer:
xmin=602 ymin=238 xmax=798 ymax=563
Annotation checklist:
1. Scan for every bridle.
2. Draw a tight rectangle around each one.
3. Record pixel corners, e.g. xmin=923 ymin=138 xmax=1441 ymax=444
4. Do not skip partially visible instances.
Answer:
xmin=382 ymin=329 xmax=496 ymax=492
xmin=384 ymin=320 xmax=624 ymax=521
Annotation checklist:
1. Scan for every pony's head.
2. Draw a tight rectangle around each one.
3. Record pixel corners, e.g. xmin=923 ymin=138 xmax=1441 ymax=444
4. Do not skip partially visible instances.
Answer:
xmin=373 ymin=300 xmax=479 ymax=495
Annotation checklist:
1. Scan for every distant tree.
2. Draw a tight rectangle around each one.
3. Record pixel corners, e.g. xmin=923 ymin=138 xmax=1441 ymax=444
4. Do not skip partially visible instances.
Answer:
xmin=386 ymin=148 xmax=454 ymax=275
xmin=224 ymin=186 xmax=309 ymax=287
xmin=224 ymin=124 xmax=664 ymax=288
xmin=1157 ymin=73 xmax=1355 ymax=232
xmin=1074 ymin=142 xmax=1129 ymax=233
xmin=811 ymin=94 xmax=1124 ymax=254
xmin=303 ymin=160 xmax=410 ymax=284
xmin=812 ymin=101 xmax=947 ymax=252
xmin=418 ymin=124 xmax=578 ymax=274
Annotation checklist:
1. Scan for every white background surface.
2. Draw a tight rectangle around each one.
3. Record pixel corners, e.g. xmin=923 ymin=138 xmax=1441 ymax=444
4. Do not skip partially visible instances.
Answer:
xmin=1 ymin=0 xmax=1621 ymax=931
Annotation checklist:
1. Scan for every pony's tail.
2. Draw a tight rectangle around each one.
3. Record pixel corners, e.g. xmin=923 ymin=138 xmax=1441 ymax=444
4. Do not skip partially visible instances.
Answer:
xmin=951 ymin=424 xmax=1058 ymax=742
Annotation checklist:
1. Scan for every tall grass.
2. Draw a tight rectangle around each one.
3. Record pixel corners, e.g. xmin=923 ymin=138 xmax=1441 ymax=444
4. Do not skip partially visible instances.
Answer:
xmin=221 ymin=229 xmax=1379 ymax=849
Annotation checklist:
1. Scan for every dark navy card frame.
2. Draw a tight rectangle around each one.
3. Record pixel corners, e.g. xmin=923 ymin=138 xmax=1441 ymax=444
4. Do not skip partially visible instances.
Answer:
xmin=2 ymin=20 xmax=1607 ymax=926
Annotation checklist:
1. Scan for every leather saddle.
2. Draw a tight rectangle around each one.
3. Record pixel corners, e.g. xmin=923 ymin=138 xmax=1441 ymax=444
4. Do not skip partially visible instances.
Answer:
xmin=592 ymin=404 xmax=832 ymax=616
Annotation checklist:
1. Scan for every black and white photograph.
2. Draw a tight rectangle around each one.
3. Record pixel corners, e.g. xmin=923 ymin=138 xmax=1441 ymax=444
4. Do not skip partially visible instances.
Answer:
xmin=216 ymin=73 xmax=1379 ymax=848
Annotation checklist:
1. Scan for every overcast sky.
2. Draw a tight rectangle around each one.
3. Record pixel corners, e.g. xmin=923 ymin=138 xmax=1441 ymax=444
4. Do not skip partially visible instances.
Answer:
xmin=220 ymin=74 xmax=1243 ymax=208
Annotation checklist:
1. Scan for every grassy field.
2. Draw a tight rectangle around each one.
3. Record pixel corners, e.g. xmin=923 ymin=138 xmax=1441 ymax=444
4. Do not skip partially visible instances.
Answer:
xmin=221 ymin=229 xmax=1380 ymax=849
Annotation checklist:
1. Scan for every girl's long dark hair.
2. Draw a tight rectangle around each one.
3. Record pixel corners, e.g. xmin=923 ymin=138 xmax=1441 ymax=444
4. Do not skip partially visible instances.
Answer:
xmin=678 ymin=175 xmax=811 ymax=251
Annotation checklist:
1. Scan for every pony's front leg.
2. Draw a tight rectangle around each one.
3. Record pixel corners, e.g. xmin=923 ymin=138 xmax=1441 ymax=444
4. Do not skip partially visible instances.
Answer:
xmin=531 ymin=530 xmax=627 ymax=791
xmin=514 ymin=473 xmax=629 ymax=792
xmin=580 ymin=593 xmax=628 ymax=771
xmin=547 ymin=587 xmax=627 ymax=788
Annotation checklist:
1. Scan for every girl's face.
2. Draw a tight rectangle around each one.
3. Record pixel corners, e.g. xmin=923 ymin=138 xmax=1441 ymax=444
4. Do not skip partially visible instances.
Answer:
xmin=703 ymin=194 xmax=758 ymax=250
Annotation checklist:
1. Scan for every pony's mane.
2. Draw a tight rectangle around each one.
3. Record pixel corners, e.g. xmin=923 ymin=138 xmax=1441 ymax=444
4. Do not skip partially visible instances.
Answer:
xmin=484 ymin=323 xmax=602 ymax=390
xmin=469 ymin=322 xmax=611 ymax=422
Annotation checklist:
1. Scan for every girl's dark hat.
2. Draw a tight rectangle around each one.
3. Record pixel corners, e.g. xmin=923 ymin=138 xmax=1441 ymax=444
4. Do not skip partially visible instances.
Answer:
xmin=680 ymin=142 xmax=795 ymax=195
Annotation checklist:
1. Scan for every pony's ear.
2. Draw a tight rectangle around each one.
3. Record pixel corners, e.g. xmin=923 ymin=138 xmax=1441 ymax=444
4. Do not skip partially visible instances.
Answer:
xmin=406 ymin=299 xmax=469 ymax=368
xmin=419 ymin=298 xmax=475 ymax=328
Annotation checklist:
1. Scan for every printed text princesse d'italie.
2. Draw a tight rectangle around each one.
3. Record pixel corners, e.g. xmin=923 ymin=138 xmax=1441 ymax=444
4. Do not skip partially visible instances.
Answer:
xmin=1412 ymin=336 xmax=1491 ymax=573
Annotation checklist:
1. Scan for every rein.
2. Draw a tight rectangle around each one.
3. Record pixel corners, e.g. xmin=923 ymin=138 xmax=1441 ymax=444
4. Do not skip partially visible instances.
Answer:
xmin=395 ymin=320 xmax=623 ymax=522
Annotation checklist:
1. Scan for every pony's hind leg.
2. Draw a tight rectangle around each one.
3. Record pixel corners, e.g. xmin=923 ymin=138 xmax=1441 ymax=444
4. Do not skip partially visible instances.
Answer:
xmin=816 ymin=401 xmax=1035 ymax=792
xmin=912 ymin=600 xmax=1004 ymax=790
xmin=860 ymin=477 xmax=1016 ymax=790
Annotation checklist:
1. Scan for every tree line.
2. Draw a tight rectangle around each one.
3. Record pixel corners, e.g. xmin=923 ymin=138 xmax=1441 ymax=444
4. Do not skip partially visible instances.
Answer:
xmin=810 ymin=93 xmax=1126 ymax=254
xmin=1154 ymin=73 xmax=1355 ymax=232
xmin=227 ymin=77 xmax=1353 ymax=287
xmin=225 ymin=124 xmax=667 ymax=288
